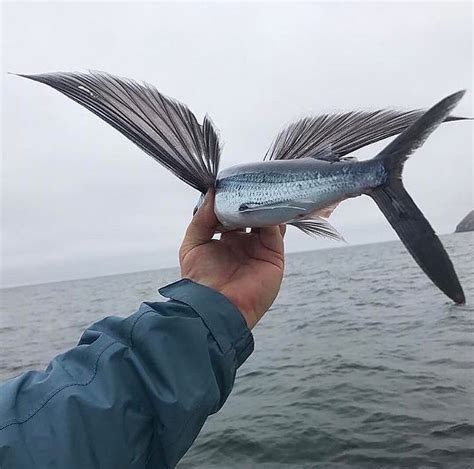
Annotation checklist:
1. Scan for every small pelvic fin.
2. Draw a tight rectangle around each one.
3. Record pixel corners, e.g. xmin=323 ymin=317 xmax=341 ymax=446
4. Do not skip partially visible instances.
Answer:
xmin=289 ymin=217 xmax=345 ymax=241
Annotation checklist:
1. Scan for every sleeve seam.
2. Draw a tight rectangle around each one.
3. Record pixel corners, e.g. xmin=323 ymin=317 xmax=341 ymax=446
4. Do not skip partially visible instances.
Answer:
xmin=0 ymin=340 xmax=119 ymax=431
xmin=131 ymin=306 xmax=229 ymax=451
xmin=144 ymin=372 xmax=228 ymax=467
xmin=129 ymin=308 xmax=158 ymax=349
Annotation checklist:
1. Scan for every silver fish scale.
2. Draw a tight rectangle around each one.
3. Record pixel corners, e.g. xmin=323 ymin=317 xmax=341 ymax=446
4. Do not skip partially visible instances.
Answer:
xmin=214 ymin=161 xmax=386 ymax=228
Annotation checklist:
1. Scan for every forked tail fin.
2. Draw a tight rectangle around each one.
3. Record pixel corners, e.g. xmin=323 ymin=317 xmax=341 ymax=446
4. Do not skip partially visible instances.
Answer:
xmin=370 ymin=91 xmax=466 ymax=304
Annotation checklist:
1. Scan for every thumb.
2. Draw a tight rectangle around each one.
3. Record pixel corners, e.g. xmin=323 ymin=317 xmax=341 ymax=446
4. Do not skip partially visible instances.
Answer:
xmin=182 ymin=190 xmax=218 ymax=248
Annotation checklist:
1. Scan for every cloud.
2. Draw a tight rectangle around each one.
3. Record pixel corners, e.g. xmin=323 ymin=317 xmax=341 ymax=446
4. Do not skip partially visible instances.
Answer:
xmin=1 ymin=1 xmax=472 ymax=287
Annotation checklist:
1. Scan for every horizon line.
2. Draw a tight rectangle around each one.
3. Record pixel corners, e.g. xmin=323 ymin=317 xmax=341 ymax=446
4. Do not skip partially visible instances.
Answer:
xmin=0 ymin=234 xmax=452 ymax=291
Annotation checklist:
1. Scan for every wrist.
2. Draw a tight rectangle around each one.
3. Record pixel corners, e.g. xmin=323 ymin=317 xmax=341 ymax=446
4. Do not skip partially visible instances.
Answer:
xmin=179 ymin=276 xmax=258 ymax=330
xmin=159 ymin=279 xmax=255 ymax=367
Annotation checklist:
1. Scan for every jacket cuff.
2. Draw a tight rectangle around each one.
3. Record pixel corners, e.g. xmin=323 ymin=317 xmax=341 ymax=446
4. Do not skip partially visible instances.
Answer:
xmin=159 ymin=279 xmax=254 ymax=368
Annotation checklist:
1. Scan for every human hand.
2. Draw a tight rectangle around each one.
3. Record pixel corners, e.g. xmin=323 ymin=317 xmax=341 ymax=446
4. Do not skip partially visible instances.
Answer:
xmin=179 ymin=191 xmax=285 ymax=329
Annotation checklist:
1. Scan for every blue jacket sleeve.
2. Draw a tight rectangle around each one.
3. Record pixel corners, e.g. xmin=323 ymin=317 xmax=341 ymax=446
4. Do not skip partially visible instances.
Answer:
xmin=0 ymin=279 xmax=254 ymax=469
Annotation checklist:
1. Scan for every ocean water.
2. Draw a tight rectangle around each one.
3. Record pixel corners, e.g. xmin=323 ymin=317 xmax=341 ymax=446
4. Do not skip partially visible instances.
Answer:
xmin=1 ymin=233 xmax=473 ymax=468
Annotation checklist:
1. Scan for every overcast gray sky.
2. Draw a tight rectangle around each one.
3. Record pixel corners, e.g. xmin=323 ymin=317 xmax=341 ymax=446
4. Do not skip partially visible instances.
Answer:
xmin=1 ymin=1 xmax=472 ymax=287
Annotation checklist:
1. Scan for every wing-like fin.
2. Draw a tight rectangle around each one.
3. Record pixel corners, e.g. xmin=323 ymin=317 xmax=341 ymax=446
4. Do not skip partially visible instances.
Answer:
xmin=289 ymin=217 xmax=345 ymax=241
xmin=309 ymin=144 xmax=335 ymax=161
xmin=16 ymin=71 xmax=221 ymax=193
xmin=265 ymin=109 xmax=469 ymax=161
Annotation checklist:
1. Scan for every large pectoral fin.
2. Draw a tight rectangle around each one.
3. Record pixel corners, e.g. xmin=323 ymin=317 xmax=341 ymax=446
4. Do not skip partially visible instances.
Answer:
xmin=16 ymin=71 xmax=221 ymax=193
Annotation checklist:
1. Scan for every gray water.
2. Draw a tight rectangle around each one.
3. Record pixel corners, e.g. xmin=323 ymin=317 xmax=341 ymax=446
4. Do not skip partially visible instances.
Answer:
xmin=1 ymin=233 xmax=473 ymax=468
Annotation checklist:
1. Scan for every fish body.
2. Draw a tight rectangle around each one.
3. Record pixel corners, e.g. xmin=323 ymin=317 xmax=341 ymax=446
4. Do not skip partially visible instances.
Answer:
xmin=15 ymin=71 xmax=470 ymax=304
xmin=214 ymin=158 xmax=385 ymax=229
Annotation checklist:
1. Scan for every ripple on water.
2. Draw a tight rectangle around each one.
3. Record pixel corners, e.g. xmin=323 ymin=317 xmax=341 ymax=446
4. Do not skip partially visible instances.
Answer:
xmin=1 ymin=233 xmax=473 ymax=467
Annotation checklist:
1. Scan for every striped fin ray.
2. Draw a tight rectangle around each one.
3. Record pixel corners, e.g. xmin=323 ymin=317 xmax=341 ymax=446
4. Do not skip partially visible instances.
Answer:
xmin=16 ymin=71 xmax=221 ymax=192
xmin=265 ymin=109 xmax=468 ymax=161
xmin=289 ymin=217 xmax=345 ymax=241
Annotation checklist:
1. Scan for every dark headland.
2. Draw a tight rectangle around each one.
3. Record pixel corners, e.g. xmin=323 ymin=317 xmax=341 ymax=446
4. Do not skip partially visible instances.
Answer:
xmin=455 ymin=210 xmax=474 ymax=233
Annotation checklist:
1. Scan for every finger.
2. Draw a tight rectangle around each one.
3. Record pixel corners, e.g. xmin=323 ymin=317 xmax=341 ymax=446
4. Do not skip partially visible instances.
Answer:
xmin=279 ymin=224 xmax=287 ymax=238
xmin=258 ymin=225 xmax=284 ymax=255
xmin=182 ymin=190 xmax=218 ymax=247
xmin=220 ymin=228 xmax=244 ymax=239
xmin=220 ymin=229 xmax=248 ymax=244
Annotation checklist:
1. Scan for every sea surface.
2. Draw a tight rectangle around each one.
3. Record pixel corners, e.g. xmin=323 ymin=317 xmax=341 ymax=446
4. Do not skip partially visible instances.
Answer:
xmin=1 ymin=233 xmax=473 ymax=468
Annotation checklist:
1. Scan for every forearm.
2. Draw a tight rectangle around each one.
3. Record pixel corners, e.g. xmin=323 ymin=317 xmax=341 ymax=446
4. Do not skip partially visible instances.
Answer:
xmin=0 ymin=279 xmax=253 ymax=468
